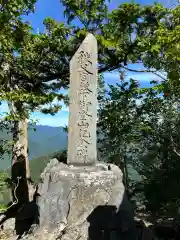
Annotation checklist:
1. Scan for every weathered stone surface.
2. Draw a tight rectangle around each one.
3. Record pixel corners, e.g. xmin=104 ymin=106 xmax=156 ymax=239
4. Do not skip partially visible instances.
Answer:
xmin=0 ymin=161 xmax=136 ymax=239
xmin=27 ymin=161 xmax=136 ymax=240
xmin=0 ymin=217 xmax=15 ymax=231
xmin=43 ymin=158 xmax=59 ymax=174
xmin=68 ymin=33 xmax=98 ymax=165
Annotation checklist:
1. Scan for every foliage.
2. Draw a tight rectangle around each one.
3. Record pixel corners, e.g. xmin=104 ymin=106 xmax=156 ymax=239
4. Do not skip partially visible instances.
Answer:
xmin=0 ymin=0 xmax=180 ymax=219
xmin=131 ymin=92 xmax=180 ymax=218
xmin=0 ymin=119 xmax=12 ymax=160
xmin=102 ymin=3 xmax=180 ymax=88
xmin=0 ymin=171 xmax=9 ymax=207
xmin=0 ymin=0 xmax=71 ymax=172
xmin=98 ymin=71 xmax=180 ymax=218
xmin=60 ymin=0 xmax=180 ymax=88
xmin=0 ymin=171 xmax=8 ymax=189
xmin=0 ymin=1 xmax=179 ymax=117
xmin=62 ymin=0 xmax=109 ymax=27
xmin=30 ymin=150 xmax=67 ymax=183
xmin=0 ymin=150 xmax=67 ymax=203
xmin=98 ymin=72 xmax=143 ymax=190
xmin=0 ymin=1 xmax=179 ymax=104
xmin=51 ymin=150 xmax=67 ymax=164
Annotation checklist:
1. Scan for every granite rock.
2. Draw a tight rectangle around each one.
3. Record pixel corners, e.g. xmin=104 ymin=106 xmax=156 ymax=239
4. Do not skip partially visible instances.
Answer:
xmin=0 ymin=161 xmax=136 ymax=240
xmin=34 ymin=162 xmax=136 ymax=240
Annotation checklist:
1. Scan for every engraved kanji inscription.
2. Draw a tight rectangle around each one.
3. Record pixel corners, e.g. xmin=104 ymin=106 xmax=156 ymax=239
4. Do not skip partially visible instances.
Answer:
xmin=68 ymin=33 xmax=97 ymax=165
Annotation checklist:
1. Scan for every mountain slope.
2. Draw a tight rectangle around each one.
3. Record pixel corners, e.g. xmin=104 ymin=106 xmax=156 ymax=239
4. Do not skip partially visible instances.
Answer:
xmin=28 ymin=125 xmax=67 ymax=159
xmin=0 ymin=125 xmax=68 ymax=170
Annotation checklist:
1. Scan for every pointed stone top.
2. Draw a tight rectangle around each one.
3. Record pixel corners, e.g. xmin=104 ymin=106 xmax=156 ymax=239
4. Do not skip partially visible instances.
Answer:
xmin=70 ymin=33 xmax=97 ymax=63
xmin=84 ymin=33 xmax=97 ymax=41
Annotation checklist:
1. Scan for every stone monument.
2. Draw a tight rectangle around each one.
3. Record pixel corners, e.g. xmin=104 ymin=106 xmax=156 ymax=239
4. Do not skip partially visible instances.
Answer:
xmin=68 ymin=33 xmax=97 ymax=165
xmin=1 ymin=34 xmax=136 ymax=240
xmin=35 ymin=34 xmax=136 ymax=240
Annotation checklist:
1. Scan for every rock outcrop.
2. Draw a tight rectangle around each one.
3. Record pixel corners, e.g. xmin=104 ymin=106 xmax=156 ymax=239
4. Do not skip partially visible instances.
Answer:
xmin=0 ymin=160 xmax=136 ymax=240
xmin=33 ymin=161 xmax=135 ymax=239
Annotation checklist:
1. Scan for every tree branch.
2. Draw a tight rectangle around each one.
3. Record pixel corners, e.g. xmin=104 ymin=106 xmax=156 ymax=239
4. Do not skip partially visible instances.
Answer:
xmin=172 ymin=147 xmax=180 ymax=157
xmin=99 ymin=62 xmax=123 ymax=73
xmin=99 ymin=62 xmax=167 ymax=82
xmin=170 ymin=135 xmax=180 ymax=157
xmin=122 ymin=66 xmax=167 ymax=81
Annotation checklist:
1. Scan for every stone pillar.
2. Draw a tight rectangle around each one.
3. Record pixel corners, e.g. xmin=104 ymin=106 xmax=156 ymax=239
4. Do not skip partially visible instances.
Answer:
xmin=67 ymin=33 xmax=98 ymax=165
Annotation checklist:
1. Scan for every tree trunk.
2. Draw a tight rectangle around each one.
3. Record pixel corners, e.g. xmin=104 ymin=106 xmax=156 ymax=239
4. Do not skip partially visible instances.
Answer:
xmin=9 ymin=101 xmax=30 ymax=204
xmin=123 ymin=155 xmax=130 ymax=196
xmin=12 ymin=118 xmax=30 ymax=179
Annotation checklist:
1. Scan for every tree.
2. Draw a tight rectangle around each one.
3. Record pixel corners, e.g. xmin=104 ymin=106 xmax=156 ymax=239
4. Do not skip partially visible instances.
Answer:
xmin=0 ymin=0 xmax=36 ymax=161
xmin=0 ymin=0 xmax=71 ymax=216
xmin=65 ymin=1 xmax=180 ymax=217
xmin=98 ymin=71 xmax=143 ymax=193
xmin=0 ymin=0 xmax=179 ymax=222
xmin=98 ymin=71 xmax=180 ymax=219
xmin=0 ymin=1 xmax=71 ymax=183
xmin=60 ymin=2 xmax=179 ymax=78
xmin=131 ymin=88 xmax=180 ymax=219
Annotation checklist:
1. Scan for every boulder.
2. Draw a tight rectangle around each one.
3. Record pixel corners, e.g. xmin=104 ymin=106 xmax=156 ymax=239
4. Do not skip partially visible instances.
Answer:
xmin=0 ymin=161 xmax=136 ymax=240
xmin=31 ymin=161 xmax=136 ymax=240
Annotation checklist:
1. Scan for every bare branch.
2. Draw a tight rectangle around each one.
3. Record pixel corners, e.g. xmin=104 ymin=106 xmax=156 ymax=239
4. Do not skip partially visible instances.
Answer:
xmin=172 ymin=147 xmax=180 ymax=157
xmin=170 ymin=135 xmax=180 ymax=157
xmin=122 ymin=66 xmax=167 ymax=81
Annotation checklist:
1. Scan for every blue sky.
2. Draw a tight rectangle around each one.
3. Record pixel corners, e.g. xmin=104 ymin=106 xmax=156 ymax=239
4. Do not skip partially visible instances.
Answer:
xmin=0 ymin=0 xmax=177 ymax=127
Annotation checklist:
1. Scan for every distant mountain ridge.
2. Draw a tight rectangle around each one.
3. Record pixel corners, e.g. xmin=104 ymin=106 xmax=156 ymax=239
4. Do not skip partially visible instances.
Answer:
xmin=0 ymin=125 xmax=68 ymax=170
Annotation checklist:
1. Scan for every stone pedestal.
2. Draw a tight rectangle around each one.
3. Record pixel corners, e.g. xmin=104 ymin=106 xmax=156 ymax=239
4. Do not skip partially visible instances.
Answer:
xmin=29 ymin=161 xmax=136 ymax=240
xmin=0 ymin=160 xmax=136 ymax=240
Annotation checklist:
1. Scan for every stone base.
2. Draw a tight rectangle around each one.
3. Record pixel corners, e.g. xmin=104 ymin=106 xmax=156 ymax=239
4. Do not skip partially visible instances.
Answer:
xmin=32 ymin=161 xmax=135 ymax=240
xmin=1 ymin=160 xmax=136 ymax=240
